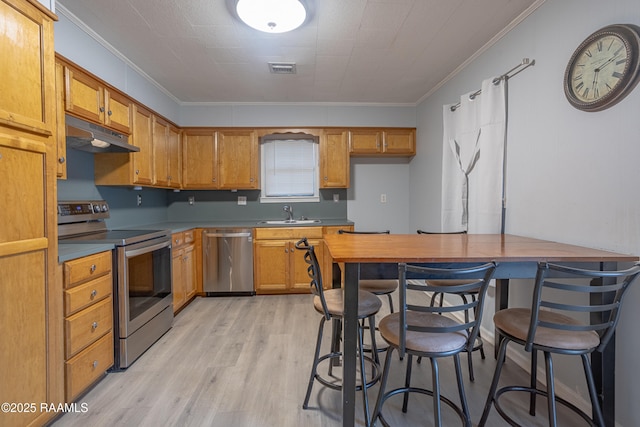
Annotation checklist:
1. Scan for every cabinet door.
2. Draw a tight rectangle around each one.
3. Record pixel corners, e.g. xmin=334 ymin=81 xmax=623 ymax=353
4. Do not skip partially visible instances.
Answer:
xmin=182 ymin=129 xmax=217 ymax=189
xmin=104 ymin=88 xmax=132 ymax=134
xmin=184 ymin=244 xmax=196 ymax=300
xmin=167 ymin=125 xmax=182 ymax=188
xmin=290 ymin=239 xmax=324 ymax=292
xmin=349 ymin=129 xmax=382 ymax=154
xmin=63 ymin=65 xmax=104 ymax=124
xmin=172 ymin=248 xmax=185 ymax=313
xmin=55 ymin=61 xmax=67 ymax=179
xmin=217 ymin=129 xmax=258 ymax=189
xmin=383 ymin=129 xmax=415 ymax=155
xmin=254 ymin=240 xmax=289 ymax=293
xmin=321 ymin=129 xmax=349 ymax=188
xmin=153 ymin=116 xmax=170 ymax=187
xmin=131 ymin=105 xmax=154 ymax=185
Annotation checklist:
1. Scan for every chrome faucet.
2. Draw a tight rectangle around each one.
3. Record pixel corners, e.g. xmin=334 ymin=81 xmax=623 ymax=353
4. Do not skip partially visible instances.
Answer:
xmin=283 ymin=205 xmax=294 ymax=221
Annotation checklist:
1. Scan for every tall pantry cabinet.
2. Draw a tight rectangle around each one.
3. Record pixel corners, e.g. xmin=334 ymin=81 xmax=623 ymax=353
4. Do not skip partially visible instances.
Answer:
xmin=0 ymin=1 xmax=63 ymax=426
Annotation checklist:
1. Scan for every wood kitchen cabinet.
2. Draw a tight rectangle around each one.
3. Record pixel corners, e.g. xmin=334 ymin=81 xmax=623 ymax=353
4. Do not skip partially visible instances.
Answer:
xmin=321 ymin=129 xmax=350 ymax=188
xmin=182 ymin=128 xmax=259 ymax=190
xmin=94 ymin=103 xmax=156 ymax=186
xmin=254 ymin=227 xmax=324 ymax=294
xmin=349 ymin=128 xmax=415 ymax=156
xmin=62 ymin=251 xmax=114 ymax=402
xmin=172 ymin=230 xmax=196 ymax=313
xmin=0 ymin=1 xmax=62 ymax=426
xmin=153 ymin=115 xmax=182 ymax=188
xmin=61 ymin=59 xmax=132 ymax=135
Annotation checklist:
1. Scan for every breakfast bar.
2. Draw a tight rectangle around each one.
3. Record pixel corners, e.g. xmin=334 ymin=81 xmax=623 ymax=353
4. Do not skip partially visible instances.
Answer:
xmin=324 ymin=233 xmax=638 ymax=427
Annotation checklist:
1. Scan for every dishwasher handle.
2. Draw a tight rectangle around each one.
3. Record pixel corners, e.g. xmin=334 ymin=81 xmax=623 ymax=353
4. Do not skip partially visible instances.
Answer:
xmin=203 ymin=232 xmax=252 ymax=238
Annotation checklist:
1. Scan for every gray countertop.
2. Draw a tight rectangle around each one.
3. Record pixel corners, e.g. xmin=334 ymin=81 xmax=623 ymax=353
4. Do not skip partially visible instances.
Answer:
xmin=58 ymin=219 xmax=353 ymax=262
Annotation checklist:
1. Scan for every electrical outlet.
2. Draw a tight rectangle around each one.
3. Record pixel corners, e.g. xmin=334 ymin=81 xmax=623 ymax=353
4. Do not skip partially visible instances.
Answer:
xmin=137 ymin=194 xmax=142 ymax=206
xmin=380 ymin=194 xmax=387 ymax=203
xmin=333 ymin=193 xmax=339 ymax=202
xmin=188 ymin=196 xmax=195 ymax=205
xmin=238 ymin=196 xmax=247 ymax=205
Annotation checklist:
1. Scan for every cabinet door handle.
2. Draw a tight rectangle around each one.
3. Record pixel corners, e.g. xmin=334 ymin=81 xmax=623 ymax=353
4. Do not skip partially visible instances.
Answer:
xmin=58 ymin=156 xmax=66 ymax=164
xmin=92 ymin=360 xmax=98 ymax=369
xmin=107 ymin=110 xmax=113 ymax=116
xmin=90 ymin=264 xmax=97 ymax=273
xmin=99 ymin=107 xmax=105 ymax=113
xmin=92 ymin=321 xmax=98 ymax=330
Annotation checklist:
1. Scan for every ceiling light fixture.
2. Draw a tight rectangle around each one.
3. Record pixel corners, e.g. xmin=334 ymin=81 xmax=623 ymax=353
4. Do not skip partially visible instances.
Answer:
xmin=236 ymin=0 xmax=307 ymax=33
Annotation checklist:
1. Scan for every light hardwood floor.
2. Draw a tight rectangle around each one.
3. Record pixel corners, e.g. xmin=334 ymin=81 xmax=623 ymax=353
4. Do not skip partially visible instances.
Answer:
xmin=52 ymin=294 xmax=586 ymax=427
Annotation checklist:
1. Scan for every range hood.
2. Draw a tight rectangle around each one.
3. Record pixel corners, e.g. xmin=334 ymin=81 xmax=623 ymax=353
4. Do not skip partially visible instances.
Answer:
xmin=65 ymin=114 xmax=139 ymax=153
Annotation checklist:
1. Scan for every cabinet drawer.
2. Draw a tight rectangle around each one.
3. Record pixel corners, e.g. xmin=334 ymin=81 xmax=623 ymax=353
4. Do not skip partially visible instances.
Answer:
xmin=172 ymin=231 xmax=184 ymax=247
xmin=64 ymin=273 xmax=112 ymax=316
xmin=64 ymin=251 xmax=112 ymax=288
xmin=183 ymin=229 xmax=195 ymax=244
xmin=65 ymin=297 xmax=113 ymax=358
xmin=65 ymin=331 xmax=114 ymax=402
xmin=255 ymin=226 xmax=323 ymax=240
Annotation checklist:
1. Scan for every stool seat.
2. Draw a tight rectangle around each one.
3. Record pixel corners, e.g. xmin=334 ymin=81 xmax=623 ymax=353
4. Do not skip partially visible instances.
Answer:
xmin=379 ymin=312 xmax=468 ymax=354
xmin=315 ymin=289 xmax=382 ymax=319
xmin=358 ymin=278 xmax=398 ymax=296
xmin=495 ymin=308 xmax=600 ymax=351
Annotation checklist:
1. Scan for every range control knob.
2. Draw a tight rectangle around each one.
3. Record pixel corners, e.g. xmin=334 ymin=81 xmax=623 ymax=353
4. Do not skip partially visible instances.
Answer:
xmin=101 ymin=204 xmax=109 ymax=212
xmin=93 ymin=205 xmax=101 ymax=213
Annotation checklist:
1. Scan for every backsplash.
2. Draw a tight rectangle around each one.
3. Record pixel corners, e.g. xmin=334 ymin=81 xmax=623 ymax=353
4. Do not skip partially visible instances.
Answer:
xmin=58 ymin=148 xmax=347 ymax=228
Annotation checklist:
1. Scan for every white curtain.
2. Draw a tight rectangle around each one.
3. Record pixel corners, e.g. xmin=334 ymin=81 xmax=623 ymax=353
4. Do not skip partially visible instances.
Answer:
xmin=441 ymin=77 xmax=506 ymax=233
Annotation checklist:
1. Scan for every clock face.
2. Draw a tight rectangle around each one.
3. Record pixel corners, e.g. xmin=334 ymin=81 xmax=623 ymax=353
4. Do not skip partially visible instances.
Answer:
xmin=564 ymin=24 xmax=640 ymax=111
xmin=569 ymin=34 xmax=629 ymax=103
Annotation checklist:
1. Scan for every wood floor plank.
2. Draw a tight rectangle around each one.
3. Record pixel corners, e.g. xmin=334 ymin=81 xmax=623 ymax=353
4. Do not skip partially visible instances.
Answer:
xmin=52 ymin=294 xmax=587 ymax=427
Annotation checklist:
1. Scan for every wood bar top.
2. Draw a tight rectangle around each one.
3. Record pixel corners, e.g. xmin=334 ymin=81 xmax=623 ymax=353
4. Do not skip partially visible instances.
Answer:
xmin=323 ymin=233 xmax=638 ymax=264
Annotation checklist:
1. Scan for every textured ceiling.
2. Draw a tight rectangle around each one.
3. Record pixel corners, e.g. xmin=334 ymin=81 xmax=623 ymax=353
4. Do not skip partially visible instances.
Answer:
xmin=57 ymin=0 xmax=540 ymax=104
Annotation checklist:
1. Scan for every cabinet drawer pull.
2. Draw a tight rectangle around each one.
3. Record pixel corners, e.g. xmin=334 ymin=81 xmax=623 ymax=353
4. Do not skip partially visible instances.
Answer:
xmin=90 ymin=289 xmax=98 ymax=299
xmin=92 ymin=321 xmax=98 ymax=330
xmin=90 ymin=264 xmax=97 ymax=273
xmin=92 ymin=360 xmax=98 ymax=369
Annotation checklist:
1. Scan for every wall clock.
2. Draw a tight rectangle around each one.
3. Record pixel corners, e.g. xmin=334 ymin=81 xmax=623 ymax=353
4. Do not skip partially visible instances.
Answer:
xmin=564 ymin=24 xmax=640 ymax=112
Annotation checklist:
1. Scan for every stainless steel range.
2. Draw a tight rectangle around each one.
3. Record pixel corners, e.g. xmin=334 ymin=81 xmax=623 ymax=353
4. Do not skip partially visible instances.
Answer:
xmin=58 ymin=200 xmax=173 ymax=370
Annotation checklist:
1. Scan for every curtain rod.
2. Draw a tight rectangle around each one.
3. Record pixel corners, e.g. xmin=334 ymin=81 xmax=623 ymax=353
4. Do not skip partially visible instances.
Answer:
xmin=449 ymin=58 xmax=535 ymax=112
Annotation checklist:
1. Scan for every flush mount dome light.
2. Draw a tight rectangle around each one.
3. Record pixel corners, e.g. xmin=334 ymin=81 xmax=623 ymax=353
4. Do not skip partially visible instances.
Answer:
xmin=236 ymin=0 xmax=307 ymax=33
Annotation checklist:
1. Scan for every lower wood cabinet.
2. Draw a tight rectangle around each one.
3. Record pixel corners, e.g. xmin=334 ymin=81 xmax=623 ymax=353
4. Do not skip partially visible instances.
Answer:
xmin=254 ymin=227 xmax=324 ymax=294
xmin=62 ymin=250 xmax=114 ymax=402
xmin=172 ymin=230 xmax=196 ymax=313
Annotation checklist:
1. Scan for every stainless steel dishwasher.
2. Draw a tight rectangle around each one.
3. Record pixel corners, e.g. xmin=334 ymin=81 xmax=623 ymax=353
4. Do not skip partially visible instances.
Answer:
xmin=203 ymin=228 xmax=255 ymax=296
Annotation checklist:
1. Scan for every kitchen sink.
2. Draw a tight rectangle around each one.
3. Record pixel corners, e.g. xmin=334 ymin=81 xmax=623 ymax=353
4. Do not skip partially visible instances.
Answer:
xmin=258 ymin=219 xmax=322 ymax=225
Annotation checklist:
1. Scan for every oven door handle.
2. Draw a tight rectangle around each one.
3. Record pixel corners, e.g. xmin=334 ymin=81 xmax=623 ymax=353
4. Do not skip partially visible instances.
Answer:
xmin=124 ymin=239 xmax=172 ymax=258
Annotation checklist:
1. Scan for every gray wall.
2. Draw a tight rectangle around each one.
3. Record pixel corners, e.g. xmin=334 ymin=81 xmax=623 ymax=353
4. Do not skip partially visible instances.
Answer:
xmin=412 ymin=0 xmax=640 ymax=424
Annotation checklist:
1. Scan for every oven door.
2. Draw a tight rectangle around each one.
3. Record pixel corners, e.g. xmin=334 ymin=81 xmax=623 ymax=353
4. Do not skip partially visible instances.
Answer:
xmin=117 ymin=237 xmax=172 ymax=338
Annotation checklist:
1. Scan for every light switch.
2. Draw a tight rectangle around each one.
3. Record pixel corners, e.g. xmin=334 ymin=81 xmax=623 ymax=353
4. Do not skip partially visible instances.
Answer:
xmin=380 ymin=194 xmax=387 ymax=203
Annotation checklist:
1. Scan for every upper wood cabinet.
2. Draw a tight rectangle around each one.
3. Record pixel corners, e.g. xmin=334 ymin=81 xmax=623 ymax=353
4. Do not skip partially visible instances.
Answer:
xmin=0 ymin=1 xmax=62 ymax=426
xmin=321 ymin=129 xmax=350 ymax=188
xmin=349 ymin=128 xmax=415 ymax=156
xmin=182 ymin=129 xmax=216 ymax=188
xmin=217 ymin=129 xmax=259 ymax=189
xmin=61 ymin=61 xmax=132 ymax=135
xmin=153 ymin=116 xmax=181 ymax=189
xmin=182 ymin=128 xmax=259 ymax=190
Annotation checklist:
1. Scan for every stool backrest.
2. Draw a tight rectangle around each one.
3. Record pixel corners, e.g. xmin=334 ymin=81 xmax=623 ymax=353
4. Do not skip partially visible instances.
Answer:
xmin=417 ymin=230 xmax=467 ymax=234
xmin=528 ymin=262 xmax=640 ymax=352
xmin=295 ymin=237 xmax=330 ymax=320
xmin=397 ymin=261 xmax=497 ymax=357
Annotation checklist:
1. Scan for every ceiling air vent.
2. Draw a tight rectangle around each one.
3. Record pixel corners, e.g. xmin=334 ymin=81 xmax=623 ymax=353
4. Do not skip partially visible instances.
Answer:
xmin=268 ymin=62 xmax=297 ymax=74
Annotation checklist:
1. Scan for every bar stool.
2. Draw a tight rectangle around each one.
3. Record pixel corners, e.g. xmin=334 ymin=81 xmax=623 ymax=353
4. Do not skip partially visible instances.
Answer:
xmin=479 ymin=262 xmax=640 ymax=427
xmin=294 ymin=238 xmax=382 ymax=427
xmin=416 ymin=229 xmax=485 ymax=381
xmin=371 ymin=261 xmax=497 ymax=427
